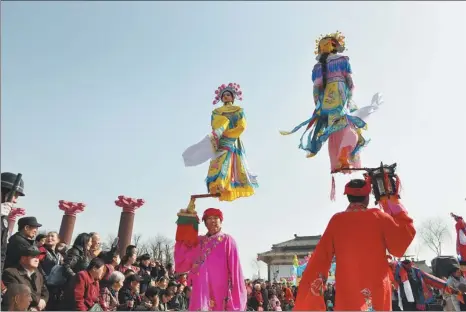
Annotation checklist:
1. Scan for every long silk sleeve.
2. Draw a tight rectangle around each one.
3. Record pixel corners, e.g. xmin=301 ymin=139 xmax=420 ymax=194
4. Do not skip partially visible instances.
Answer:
xmin=174 ymin=241 xmax=200 ymax=274
xmin=223 ymin=110 xmax=246 ymax=139
xmin=294 ymin=217 xmax=335 ymax=311
xmin=211 ymin=113 xmax=230 ymax=151
xmin=225 ymin=236 xmax=247 ymax=311
xmin=377 ymin=198 xmax=416 ymax=257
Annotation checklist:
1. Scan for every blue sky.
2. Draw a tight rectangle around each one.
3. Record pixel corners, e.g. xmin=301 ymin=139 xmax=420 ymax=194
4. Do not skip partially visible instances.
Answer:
xmin=2 ymin=1 xmax=466 ymax=278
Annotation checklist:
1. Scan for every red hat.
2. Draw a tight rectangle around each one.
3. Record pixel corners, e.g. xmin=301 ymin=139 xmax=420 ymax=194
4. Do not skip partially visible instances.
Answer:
xmin=343 ymin=176 xmax=372 ymax=197
xmin=202 ymin=208 xmax=223 ymax=222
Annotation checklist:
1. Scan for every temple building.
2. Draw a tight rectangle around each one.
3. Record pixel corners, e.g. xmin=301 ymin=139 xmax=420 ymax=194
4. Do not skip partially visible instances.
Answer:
xmin=257 ymin=234 xmax=321 ymax=281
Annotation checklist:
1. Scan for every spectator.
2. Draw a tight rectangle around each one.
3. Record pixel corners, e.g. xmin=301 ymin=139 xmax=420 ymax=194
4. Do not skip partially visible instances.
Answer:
xmin=39 ymin=231 xmax=62 ymax=277
xmin=135 ymin=286 xmax=160 ymax=311
xmin=167 ymin=281 xmax=182 ymax=310
xmin=2 ymin=283 xmax=32 ymax=311
xmin=137 ymin=254 xmax=153 ymax=295
xmin=268 ymin=290 xmax=282 ymax=311
xmin=99 ymin=271 xmax=126 ymax=311
xmin=165 ymin=263 xmax=175 ymax=280
xmin=118 ymin=273 xmax=142 ymax=311
xmin=4 ymin=216 xmax=42 ymax=269
xmin=56 ymin=242 xmax=68 ymax=258
xmin=158 ymin=289 xmax=174 ymax=311
xmin=65 ymin=256 xmax=105 ymax=311
xmin=89 ymin=232 xmax=102 ymax=258
xmin=2 ymin=245 xmax=49 ymax=311
xmin=150 ymin=261 xmax=166 ymax=281
xmin=35 ymin=234 xmax=47 ymax=247
xmin=261 ymin=281 xmax=269 ymax=311
xmin=63 ymin=233 xmax=92 ymax=280
xmin=117 ymin=245 xmax=140 ymax=274
xmin=156 ymin=276 xmax=169 ymax=290
xmin=181 ymin=286 xmax=191 ymax=311
xmin=444 ymin=266 xmax=466 ymax=311
xmin=40 ymin=231 xmax=64 ymax=311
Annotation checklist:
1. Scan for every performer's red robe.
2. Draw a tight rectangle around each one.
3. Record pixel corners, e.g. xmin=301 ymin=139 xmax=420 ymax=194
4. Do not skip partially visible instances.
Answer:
xmin=454 ymin=215 xmax=466 ymax=261
xmin=294 ymin=199 xmax=415 ymax=311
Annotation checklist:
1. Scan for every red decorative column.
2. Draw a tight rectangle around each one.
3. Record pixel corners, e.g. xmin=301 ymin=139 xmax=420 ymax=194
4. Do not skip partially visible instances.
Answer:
xmin=58 ymin=200 xmax=86 ymax=245
xmin=115 ymin=195 xmax=145 ymax=257
xmin=8 ymin=208 xmax=26 ymax=236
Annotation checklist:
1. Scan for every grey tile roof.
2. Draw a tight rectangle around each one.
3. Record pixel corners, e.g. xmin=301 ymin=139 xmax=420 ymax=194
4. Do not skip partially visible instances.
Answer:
xmin=271 ymin=235 xmax=322 ymax=249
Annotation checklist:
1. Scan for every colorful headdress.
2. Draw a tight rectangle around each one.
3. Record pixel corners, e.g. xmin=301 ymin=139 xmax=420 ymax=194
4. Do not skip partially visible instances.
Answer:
xmin=314 ymin=30 xmax=346 ymax=55
xmin=202 ymin=208 xmax=223 ymax=222
xmin=212 ymin=82 xmax=243 ymax=105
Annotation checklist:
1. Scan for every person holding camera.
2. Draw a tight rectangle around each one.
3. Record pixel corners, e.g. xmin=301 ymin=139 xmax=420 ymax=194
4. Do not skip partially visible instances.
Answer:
xmin=294 ymin=175 xmax=416 ymax=311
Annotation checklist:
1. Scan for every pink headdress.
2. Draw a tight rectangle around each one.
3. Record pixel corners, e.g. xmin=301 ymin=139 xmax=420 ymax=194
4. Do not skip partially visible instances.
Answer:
xmin=212 ymin=82 xmax=243 ymax=105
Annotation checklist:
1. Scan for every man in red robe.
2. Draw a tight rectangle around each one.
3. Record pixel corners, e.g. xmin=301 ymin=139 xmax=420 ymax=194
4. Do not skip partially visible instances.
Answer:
xmin=294 ymin=177 xmax=416 ymax=311
xmin=451 ymin=213 xmax=466 ymax=261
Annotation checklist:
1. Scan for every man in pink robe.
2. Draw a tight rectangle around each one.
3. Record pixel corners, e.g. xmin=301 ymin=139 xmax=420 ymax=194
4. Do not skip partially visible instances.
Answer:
xmin=175 ymin=208 xmax=247 ymax=311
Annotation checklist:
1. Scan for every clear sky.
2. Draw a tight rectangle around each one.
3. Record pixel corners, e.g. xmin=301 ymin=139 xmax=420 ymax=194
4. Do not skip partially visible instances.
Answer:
xmin=2 ymin=1 xmax=465 ymax=279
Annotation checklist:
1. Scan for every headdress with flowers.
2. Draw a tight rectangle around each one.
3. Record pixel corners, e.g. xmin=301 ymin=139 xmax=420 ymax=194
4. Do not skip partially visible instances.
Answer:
xmin=212 ymin=82 xmax=243 ymax=105
xmin=314 ymin=30 xmax=346 ymax=55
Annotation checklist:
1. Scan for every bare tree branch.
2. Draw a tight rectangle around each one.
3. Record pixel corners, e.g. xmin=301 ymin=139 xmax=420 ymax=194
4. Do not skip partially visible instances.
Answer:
xmin=101 ymin=234 xmax=117 ymax=251
xmin=418 ymin=217 xmax=451 ymax=256
xmin=132 ymin=233 xmax=143 ymax=247
xmin=145 ymin=234 xmax=174 ymax=265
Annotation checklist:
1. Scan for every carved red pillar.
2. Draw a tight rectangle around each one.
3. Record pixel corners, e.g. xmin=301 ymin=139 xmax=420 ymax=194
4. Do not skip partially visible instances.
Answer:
xmin=115 ymin=195 xmax=145 ymax=257
xmin=58 ymin=200 xmax=85 ymax=245
xmin=7 ymin=208 xmax=26 ymax=236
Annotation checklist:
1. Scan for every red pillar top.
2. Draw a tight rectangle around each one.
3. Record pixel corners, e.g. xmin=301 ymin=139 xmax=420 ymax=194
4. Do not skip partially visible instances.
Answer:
xmin=59 ymin=200 xmax=86 ymax=216
xmin=8 ymin=208 xmax=26 ymax=222
xmin=115 ymin=195 xmax=145 ymax=213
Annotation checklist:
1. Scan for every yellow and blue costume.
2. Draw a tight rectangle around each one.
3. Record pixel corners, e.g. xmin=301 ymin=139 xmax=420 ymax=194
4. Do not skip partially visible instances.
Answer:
xmin=206 ymin=83 xmax=258 ymax=201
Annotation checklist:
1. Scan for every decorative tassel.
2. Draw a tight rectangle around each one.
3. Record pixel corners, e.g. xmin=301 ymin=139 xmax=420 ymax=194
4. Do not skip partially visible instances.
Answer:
xmin=330 ymin=175 xmax=336 ymax=201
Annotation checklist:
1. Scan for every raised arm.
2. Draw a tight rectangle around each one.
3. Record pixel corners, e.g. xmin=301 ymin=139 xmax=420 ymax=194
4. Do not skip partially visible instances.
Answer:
xmin=377 ymin=197 xmax=416 ymax=257
xmin=294 ymin=217 xmax=335 ymax=311
xmin=174 ymin=211 xmax=200 ymax=274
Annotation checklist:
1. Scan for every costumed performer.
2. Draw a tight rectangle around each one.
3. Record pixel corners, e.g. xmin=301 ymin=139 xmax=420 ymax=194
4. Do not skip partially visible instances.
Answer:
xmin=391 ymin=258 xmax=463 ymax=311
xmin=174 ymin=207 xmax=247 ymax=311
xmin=293 ymin=176 xmax=415 ymax=311
xmin=280 ymin=31 xmax=383 ymax=174
xmin=451 ymin=213 xmax=466 ymax=262
xmin=182 ymin=83 xmax=258 ymax=202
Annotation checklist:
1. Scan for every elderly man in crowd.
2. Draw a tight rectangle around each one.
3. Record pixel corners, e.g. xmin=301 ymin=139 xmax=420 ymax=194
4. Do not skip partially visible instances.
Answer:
xmin=5 ymin=216 xmax=42 ymax=269
xmin=2 ymin=246 xmax=49 ymax=311
xmin=2 ymin=283 xmax=32 ymax=311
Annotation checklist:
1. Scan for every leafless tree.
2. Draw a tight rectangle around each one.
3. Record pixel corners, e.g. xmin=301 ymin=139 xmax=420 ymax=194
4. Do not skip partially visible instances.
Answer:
xmin=146 ymin=234 xmax=174 ymax=265
xmin=418 ymin=217 xmax=451 ymax=256
xmin=251 ymin=259 xmax=261 ymax=279
xmin=101 ymin=234 xmax=117 ymax=251
xmin=132 ymin=233 xmax=143 ymax=247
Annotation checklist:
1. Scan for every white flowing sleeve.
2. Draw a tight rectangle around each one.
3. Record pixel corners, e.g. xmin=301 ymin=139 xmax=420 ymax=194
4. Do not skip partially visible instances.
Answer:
xmin=182 ymin=135 xmax=226 ymax=167
xmin=349 ymin=92 xmax=384 ymax=121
